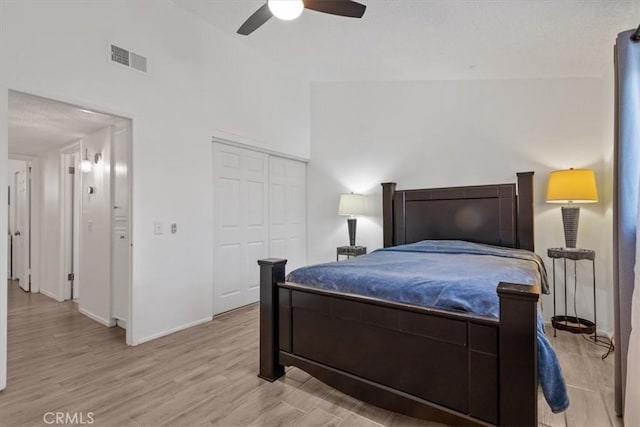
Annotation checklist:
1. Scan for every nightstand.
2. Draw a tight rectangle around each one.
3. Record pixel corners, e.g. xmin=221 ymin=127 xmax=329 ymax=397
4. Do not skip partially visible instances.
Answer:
xmin=336 ymin=245 xmax=367 ymax=261
xmin=547 ymin=247 xmax=597 ymax=338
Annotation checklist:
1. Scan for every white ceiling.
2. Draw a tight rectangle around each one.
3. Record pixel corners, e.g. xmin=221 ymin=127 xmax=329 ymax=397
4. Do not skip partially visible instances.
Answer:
xmin=174 ymin=0 xmax=639 ymax=82
xmin=8 ymin=91 xmax=126 ymax=156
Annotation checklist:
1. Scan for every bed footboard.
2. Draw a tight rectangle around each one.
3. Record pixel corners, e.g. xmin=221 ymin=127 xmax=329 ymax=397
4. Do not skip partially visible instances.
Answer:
xmin=497 ymin=282 xmax=540 ymax=426
xmin=257 ymin=258 xmax=287 ymax=382
xmin=258 ymin=259 xmax=540 ymax=426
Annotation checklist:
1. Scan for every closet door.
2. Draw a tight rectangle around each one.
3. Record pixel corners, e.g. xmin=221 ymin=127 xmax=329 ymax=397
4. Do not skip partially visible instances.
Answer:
xmin=269 ymin=156 xmax=307 ymax=272
xmin=213 ymin=143 xmax=268 ymax=314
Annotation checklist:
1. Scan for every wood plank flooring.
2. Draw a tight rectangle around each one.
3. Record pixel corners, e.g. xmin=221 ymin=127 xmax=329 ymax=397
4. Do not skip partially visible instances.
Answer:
xmin=0 ymin=280 xmax=620 ymax=426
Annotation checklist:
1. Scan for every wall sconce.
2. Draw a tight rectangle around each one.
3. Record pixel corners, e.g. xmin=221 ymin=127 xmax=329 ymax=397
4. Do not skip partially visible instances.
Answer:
xmin=80 ymin=148 xmax=93 ymax=173
xmin=80 ymin=149 xmax=103 ymax=173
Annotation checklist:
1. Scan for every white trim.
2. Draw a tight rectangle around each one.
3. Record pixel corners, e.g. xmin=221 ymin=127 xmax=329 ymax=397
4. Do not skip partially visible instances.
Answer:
xmin=8 ymin=88 xmax=133 ymax=122
xmin=211 ymin=135 xmax=309 ymax=163
xmin=40 ymin=288 xmax=63 ymax=302
xmin=131 ymin=317 xmax=212 ymax=346
xmin=79 ymin=307 xmax=116 ymax=327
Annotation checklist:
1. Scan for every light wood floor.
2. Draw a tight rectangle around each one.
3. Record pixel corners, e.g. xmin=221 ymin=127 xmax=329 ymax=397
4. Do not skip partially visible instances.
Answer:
xmin=0 ymin=280 xmax=621 ymax=426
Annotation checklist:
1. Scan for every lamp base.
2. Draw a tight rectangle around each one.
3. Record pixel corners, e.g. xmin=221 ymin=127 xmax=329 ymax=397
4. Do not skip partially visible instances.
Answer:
xmin=347 ymin=217 xmax=357 ymax=246
xmin=561 ymin=206 xmax=580 ymax=249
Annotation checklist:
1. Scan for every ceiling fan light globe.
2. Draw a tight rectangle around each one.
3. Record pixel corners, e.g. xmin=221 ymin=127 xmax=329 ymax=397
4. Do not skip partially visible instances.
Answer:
xmin=268 ymin=0 xmax=304 ymax=20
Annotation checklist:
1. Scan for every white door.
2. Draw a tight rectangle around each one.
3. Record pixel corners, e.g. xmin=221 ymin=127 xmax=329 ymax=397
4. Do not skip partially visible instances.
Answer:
xmin=14 ymin=167 xmax=30 ymax=291
xmin=11 ymin=171 xmax=21 ymax=281
xmin=111 ymin=125 xmax=130 ymax=324
xmin=213 ymin=143 xmax=268 ymax=315
xmin=269 ymin=156 xmax=307 ymax=271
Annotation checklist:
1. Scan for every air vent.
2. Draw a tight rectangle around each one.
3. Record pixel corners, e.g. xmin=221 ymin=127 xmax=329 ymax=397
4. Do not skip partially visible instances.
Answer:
xmin=111 ymin=45 xmax=129 ymax=66
xmin=110 ymin=44 xmax=147 ymax=73
xmin=129 ymin=52 xmax=147 ymax=72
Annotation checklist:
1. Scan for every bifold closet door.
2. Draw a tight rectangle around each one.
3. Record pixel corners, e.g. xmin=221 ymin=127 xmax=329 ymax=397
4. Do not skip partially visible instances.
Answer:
xmin=269 ymin=156 xmax=307 ymax=272
xmin=213 ymin=143 xmax=268 ymax=315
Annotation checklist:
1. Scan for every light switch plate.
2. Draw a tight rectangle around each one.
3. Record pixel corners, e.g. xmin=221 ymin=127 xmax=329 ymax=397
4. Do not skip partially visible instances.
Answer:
xmin=153 ymin=222 xmax=163 ymax=235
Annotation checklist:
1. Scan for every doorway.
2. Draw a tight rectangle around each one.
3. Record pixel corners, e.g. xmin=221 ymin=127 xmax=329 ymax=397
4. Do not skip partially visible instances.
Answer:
xmin=6 ymin=90 xmax=133 ymax=343
xmin=7 ymin=159 xmax=31 ymax=292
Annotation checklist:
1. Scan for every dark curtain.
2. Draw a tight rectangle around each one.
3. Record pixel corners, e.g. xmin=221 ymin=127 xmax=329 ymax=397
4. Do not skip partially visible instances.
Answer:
xmin=613 ymin=27 xmax=640 ymax=419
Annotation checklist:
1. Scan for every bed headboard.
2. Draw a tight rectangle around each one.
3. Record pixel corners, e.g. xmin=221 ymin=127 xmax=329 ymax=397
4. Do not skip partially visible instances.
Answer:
xmin=381 ymin=172 xmax=534 ymax=251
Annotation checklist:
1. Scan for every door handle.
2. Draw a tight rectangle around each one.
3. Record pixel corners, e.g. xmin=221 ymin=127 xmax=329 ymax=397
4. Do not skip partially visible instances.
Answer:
xmin=14 ymin=231 xmax=21 ymax=236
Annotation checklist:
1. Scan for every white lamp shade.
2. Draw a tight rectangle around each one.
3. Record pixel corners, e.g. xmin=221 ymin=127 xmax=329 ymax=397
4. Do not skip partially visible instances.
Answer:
xmin=268 ymin=0 xmax=304 ymax=20
xmin=339 ymin=193 xmax=365 ymax=216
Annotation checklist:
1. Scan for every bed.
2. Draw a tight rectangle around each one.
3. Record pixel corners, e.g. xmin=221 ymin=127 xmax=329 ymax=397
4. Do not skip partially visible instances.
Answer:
xmin=257 ymin=172 xmax=565 ymax=426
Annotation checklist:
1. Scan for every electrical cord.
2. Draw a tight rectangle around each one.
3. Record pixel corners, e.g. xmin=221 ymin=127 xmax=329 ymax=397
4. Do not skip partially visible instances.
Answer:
xmin=572 ymin=267 xmax=615 ymax=360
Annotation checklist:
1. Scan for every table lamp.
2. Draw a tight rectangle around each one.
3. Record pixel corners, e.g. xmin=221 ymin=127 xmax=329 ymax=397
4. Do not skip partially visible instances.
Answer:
xmin=338 ymin=193 xmax=365 ymax=247
xmin=546 ymin=168 xmax=598 ymax=248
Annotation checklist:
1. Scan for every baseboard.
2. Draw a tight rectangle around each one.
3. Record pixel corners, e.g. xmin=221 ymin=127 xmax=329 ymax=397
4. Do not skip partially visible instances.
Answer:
xmin=131 ymin=316 xmax=212 ymax=346
xmin=40 ymin=289 xmax=63 ymax=302
xmin=79 ymin=308 xmax=116 ymax=327
xmin=116 ymin=319 xmax=127 ymax=329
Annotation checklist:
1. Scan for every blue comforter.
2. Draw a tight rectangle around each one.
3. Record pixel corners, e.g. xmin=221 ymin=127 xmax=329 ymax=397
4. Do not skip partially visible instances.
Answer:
xmin=287 ymin=240 xmax=569 ymax=413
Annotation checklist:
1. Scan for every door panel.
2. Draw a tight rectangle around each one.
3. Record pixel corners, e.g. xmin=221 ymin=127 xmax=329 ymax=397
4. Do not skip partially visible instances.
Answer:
xmin=15 ymin=168 xmax=30 ymax=291
xmin=12 ymin=171 xmax=21 ymax=281
xmin=213 ymin=143 xmax=268 ymax=314
xmin=269 ymin=156 xmax=307 ymax=272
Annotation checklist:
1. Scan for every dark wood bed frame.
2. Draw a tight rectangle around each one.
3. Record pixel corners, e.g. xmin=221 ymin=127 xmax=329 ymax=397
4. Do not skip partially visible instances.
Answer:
xmin=258 ymin=172 xmax=539 ymax=426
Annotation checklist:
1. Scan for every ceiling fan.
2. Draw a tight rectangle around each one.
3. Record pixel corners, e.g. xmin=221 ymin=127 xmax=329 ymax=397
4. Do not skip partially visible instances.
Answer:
xmin=237 ymin=0 xmax=366 ymax=36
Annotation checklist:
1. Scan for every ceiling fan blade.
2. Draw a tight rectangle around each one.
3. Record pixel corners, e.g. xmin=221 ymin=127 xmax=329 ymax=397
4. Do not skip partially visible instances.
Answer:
xmin=303 ymin=0 xmax=366 ymax=18
xmin=237 ymin=3 xmax=273 ymax=35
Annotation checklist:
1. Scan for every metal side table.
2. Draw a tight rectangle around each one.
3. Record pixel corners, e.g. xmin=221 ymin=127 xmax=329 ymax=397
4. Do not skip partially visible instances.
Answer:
xmin=336 ymin=245 xmax=367 ymax=261
xmin=547 ymin=248 xmax=597 ymax=338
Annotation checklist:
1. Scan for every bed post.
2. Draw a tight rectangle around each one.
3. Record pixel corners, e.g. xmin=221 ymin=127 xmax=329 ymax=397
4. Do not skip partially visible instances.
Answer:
xmin=258 ymin=258 xmax=287 ymax=382
xmin=497 ymin=281 xmax=540 ymax=427
xmin=381 ymin=182 xmax=397 ymax=248
xmin=516 ymin=171 xmax=535 ymax=252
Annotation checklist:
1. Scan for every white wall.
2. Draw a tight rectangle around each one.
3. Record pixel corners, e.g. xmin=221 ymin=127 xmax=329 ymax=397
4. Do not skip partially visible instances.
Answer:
xmin=0 ymin=0 xmax=310 ymax=386
xmin=39 ymin=149 xmax=63 ymax=301
xmin=308 ymin=78 xmax=614 ymax=333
